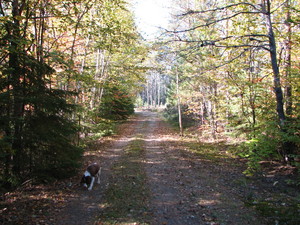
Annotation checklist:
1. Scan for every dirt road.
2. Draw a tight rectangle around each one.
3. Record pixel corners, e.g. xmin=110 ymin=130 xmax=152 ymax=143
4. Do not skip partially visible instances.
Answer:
xmin=2 ymin=111 xmax=298 ymax=224
xmin=57 ymin=111 xmax=266 ymax=224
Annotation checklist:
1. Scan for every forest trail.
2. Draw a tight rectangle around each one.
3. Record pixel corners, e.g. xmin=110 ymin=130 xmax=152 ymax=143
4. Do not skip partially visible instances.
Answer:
xmin=56 ymin=110 xmax=266 ymax=225
xmin=2 ymin=110 xmax=298 ymax=224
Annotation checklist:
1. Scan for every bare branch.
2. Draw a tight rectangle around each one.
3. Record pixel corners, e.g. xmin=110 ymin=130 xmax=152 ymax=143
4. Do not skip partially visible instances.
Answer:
xmin=271 ymin=1 xmax=288 ymax=14
xmin=213 ymin=34 xmax=269 ymax=43
xmin=173 ymin=11 xmax=261 ymax=34
xmin=180 ymin=2 xmax=260 ymax=16
xmin=182 ymin=48 xmax=250 ymax=82
xmin=167 ymin=34 xmax=270 ymax=51
xmin=214 ymin=44 xmax=270 ymax=51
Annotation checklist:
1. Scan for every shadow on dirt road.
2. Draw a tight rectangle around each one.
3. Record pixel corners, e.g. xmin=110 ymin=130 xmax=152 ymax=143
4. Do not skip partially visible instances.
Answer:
xmin=56 ymin=111 xmax=271 ymax=225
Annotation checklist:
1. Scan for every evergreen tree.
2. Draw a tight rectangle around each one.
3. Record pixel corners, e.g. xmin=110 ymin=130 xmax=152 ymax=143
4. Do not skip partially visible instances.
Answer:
xmin=0 ymin=0 xmax=82 ymax=187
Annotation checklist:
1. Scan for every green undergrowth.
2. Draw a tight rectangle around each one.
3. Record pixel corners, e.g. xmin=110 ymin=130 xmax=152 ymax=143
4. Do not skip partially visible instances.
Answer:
xmin=82 ymin=119 xmax=117 ymax=142
xmin=184 ymin=141 xmax=234 ymax=162
xmin=245 ymin=198 xmax=300 ymax=225
xmin=96 ymin=136 xmax=150 ymax=224
xmin=182 ymin=139 xmax=300 ymax=224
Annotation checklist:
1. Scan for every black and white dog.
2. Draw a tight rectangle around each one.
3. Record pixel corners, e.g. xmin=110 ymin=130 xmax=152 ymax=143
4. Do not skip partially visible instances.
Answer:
xmin=80 ymin=163 xmax=101 ymax=191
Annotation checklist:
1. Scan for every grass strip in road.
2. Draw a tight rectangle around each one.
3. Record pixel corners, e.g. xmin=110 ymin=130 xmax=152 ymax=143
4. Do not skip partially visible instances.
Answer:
xmin=96 ymin=136 xmax=150 ymax=225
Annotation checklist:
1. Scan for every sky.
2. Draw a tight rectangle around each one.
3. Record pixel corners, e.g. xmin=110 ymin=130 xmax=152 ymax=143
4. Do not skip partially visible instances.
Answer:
xmin=131 ymin=0 xmax=173 ymax=39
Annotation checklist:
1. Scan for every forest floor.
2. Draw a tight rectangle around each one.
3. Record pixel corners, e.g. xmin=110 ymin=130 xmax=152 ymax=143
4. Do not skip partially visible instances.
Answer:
xmin=1 ymin=110 xmax=299 ymax=225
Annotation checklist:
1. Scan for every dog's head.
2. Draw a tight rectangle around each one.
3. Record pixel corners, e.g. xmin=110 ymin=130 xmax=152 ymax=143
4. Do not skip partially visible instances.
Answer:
xmin=80 ymin=175 xmax=92 ymax=187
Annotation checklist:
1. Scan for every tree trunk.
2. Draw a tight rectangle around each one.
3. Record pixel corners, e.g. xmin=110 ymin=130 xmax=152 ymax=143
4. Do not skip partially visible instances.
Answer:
xmin=157 ymin=76 xmax=161 ymax=106
xmin=262 ymin=0 xmax=286 ymax=127
xmin=176 ymin=69 xmax=183 ymax=136
xmin=262 ymin=0 xmax=294 ymax=163
xmin=284 ymin=0 xmax=292 ymax=116
xmin=10 ymin=0 xmax=25 ymax=176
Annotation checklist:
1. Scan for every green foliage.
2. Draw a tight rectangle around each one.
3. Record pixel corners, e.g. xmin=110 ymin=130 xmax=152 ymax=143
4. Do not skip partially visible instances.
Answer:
xmin=0 ymin=88 xmax=83 ymax=186
xmin=158 ymin=0 xmax=300 ymax=179
xmin=0 ymin=0 xmax=147 ymax=190
xmin=85 ymin=118 xmax=117 ymax=142
xmin=135 ymin=94 xmax=144 ymax=108
xmin=80 ymin=83 xmax=135 ymax=143
xmin=99 ymin=84 xmax=135 ymax=121
xmin=245 ymin=198 xmax=300 ymax=224
xmin=163 ymin=104 xmax=196 ymax=128
xmin=24 ymin=111 xmax=83 ymax=181
xmin=0 ymin=54 xmax=82 ymax=188
xmin=238 ymin=119 xmax=300 ymax=176
xmin=285 ymin=176 xmax=300 ymax=187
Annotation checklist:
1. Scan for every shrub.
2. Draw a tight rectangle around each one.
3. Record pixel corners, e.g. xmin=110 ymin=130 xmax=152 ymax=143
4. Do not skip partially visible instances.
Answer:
xmin=239 ymin=119 xmax=300 ymax=175
xmin=99 ymin=85 xmax=135 ymax=121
